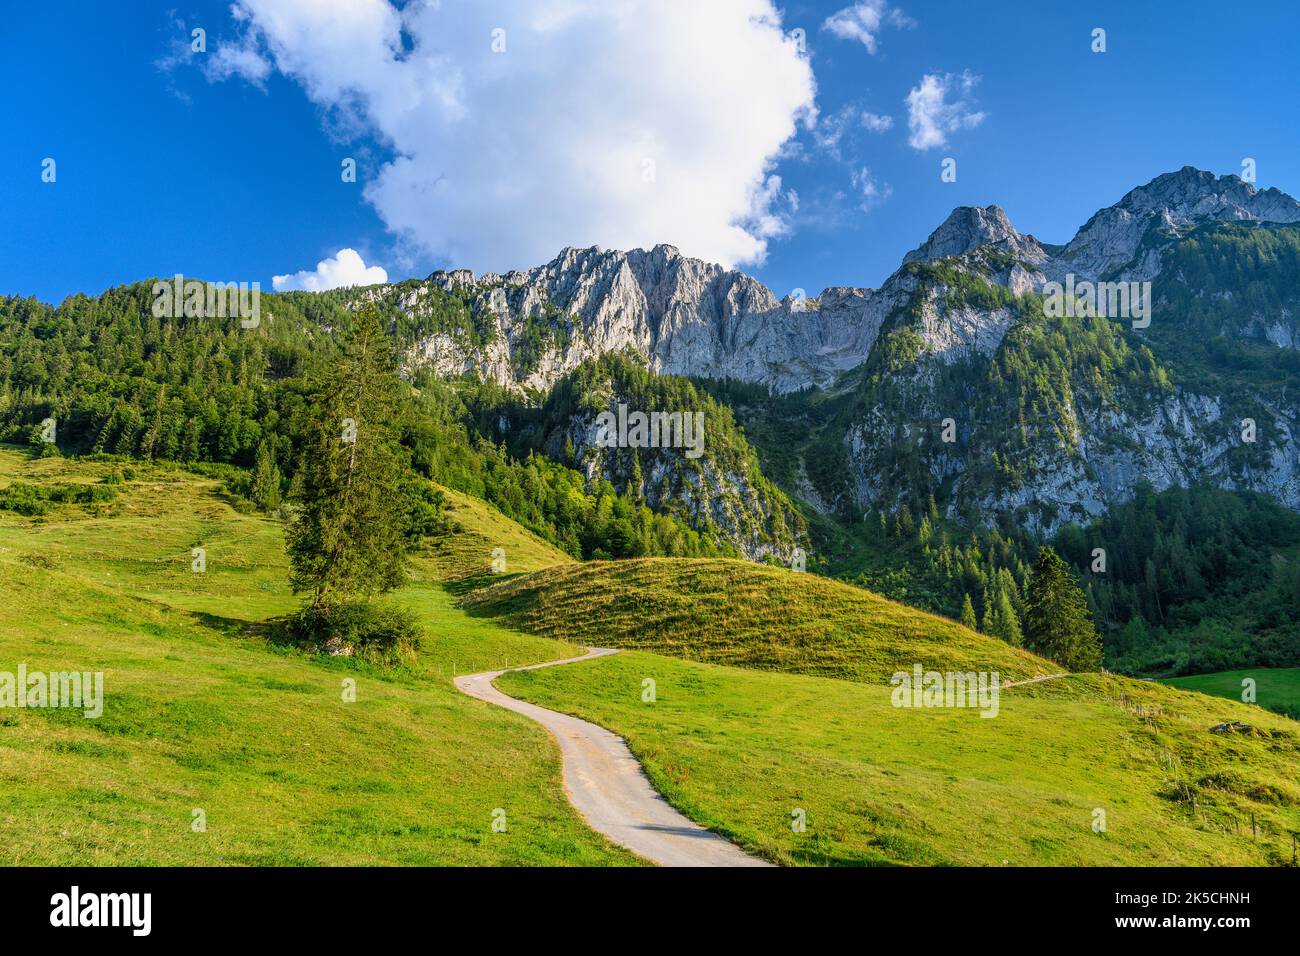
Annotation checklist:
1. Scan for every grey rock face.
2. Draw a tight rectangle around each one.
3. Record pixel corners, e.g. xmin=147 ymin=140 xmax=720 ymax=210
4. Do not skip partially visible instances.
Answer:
xmin=391 ymin=167 xmax=1299 ymax=397
xmin=543 ymin=408 xmax=801 ymax=562
xmin=1059 ymin=167 xmax=1300 ymax=281
xmin=903 ymin=204 xmax=1051 ymax=268
xmin=401 ymin=243 xmax=903 ymax=395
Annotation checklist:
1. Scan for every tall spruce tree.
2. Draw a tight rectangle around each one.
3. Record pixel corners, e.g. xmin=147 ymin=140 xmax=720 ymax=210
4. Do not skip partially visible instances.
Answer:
xmin=1024 ymin=547 xmax=1102 ymax=670
xmin=959 ymin=593 xmax=978 ymax=630
xmin=285 ymin=303 xmax=410 ymax=611
xmin=992 ymin=589 xmax=1023 ymax=646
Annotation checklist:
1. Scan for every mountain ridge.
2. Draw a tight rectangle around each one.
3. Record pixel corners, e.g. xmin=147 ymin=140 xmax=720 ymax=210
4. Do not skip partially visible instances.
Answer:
xmin=376 ymin=166 xmax=1299 ymax=398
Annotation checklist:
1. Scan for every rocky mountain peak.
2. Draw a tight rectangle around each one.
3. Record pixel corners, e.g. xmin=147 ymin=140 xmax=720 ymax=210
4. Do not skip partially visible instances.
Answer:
xmin=404 ymin=166 xmax=1300 ymax=396
xmin=1061 ymin=167 xmax=1300 ymax=280
xmin=1114 ymin=166 xmax=1300 ymax=223
xmin=902 ymin=204 xmax=1044 ymax=265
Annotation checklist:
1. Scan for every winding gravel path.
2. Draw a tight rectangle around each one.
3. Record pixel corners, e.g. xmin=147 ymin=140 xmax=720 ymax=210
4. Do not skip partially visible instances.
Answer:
xmin=454 ymin=647 xmax=771 ymax=867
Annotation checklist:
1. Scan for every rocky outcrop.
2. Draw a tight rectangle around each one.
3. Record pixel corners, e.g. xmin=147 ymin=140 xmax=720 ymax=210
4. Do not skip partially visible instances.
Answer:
xmin=390 ymin=243 xmax=909 ymax=394
xmin=902 ymin=204 xmax=1052 ymax=268
xmin=390 ymin=168 xmax=1300 ymax=400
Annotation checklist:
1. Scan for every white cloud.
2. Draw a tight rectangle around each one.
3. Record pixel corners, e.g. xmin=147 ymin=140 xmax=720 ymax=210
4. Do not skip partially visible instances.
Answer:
xmin=822 ymin=1 xmax=914 ymax=54
xmin=812 ymin=104 xmax=857 ymax=160
xmin=206 ymin=39 xmax=272 ymax=86
xmin=272 ymin=248 xmax=388 ymax=291
xmin=905 ymin=71 xmax=986 ymax=150
xmin=155 ymin=15 xmax=272 ymax=91
xmin=806 ymin=104 xmax=893 ymax=220
xmin=813 ymin=104 xmax=893 ymax=160
xmin=860 ymin=111 xmax=894 ymax=133
xmin=214 ymin=0 xmax=816 ymax=271
xmin=850 ymin=166 xmax=891 ymax=211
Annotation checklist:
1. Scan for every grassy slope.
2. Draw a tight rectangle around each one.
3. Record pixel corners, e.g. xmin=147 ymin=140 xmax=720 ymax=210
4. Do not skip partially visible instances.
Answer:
xmin=499 ymin=653 xmax=1300 ymax=866
xmin=0 ymin=447 xmax=637 ymax=865
xmin=421 ymin=484 xmax=575 ymax=587
xmin=461 ymin=534 xmax=1300 ymax=866
xmin=1163 ymin=668 xmax=1300 ymax=719
xmin=463 ymin=557 xmax=1057 ymax=683
xmin=6 ymin=446 xmax=1299 ymax=867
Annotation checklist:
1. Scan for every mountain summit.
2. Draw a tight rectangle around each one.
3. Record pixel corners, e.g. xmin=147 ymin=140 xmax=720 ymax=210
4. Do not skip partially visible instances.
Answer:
xmin=902 ymin=205 xmax=1048 ymax=266
xmin=1060 ymin=166 xmax=1300 ymax=280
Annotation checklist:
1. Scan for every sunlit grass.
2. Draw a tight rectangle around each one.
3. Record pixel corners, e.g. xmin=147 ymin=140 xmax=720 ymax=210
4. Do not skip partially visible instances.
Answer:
xmin=500 ymin=652 xmax=1300 ymax=866
xmin=0 ymin=446 xmax=637 ymax=866
xmin=464 ymin=557 xmax=1058 ymax=683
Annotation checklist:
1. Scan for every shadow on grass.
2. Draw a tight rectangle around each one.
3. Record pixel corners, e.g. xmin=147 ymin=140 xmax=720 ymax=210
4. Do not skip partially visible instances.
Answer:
xmin=441 ymin=571 xmax=531 ymax=600
xmin=188 ymin=608 xmax=276 ymax=638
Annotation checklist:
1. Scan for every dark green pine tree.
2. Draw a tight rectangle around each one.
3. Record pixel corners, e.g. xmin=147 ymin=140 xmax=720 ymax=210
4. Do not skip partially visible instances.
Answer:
xmin=629 ymin=448 xmax=644 ymax=503
xmin=285 ymin=303 xmax=410 ymax=611
xmin=959 ymin=593 xmax=978 ymax=631
xmin=1024 ymin=547 xmax=1102 ymax=671
xmin=992 ymin=588 xmax=1023 ymax=646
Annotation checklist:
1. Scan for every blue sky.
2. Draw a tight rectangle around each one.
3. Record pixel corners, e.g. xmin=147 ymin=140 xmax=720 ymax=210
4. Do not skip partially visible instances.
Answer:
xmin=4 ymin=0 xmax=1299 ymax=304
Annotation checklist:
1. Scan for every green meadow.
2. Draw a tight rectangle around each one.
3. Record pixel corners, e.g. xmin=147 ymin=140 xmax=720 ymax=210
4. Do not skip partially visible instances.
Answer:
xmin=1163 ymin=668 xmax=1300 ymax=720
xmin=2 ymin=445 xmax=1298 ymax=867
xmin=500 ymin=654 xmax=1300 ymax=865
xmin=463 ymin=556 xmax=1057 ymax=683
xmin=0 ymin=447 xmax=637 ymax=865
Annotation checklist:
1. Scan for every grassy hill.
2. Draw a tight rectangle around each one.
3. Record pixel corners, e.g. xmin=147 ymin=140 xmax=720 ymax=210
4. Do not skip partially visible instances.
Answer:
xmin=4 ymin=444 xmax=1298 ymax=867
xmin=499 ymin=653 xmax=1300 ymax=866
xmin=463 ymin=557 xmax=1057 ymax=683
xmin=1163 ymin=668 xmax=1300 ymax=720
xmin=420 ymin=484 xmax=574 ymax=587
xmin=0 ymin=446 xmax=636 ymax=865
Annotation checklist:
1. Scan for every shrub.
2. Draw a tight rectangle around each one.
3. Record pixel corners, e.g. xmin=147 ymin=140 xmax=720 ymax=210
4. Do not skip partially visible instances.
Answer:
xmin=283 ymin=601 xmax=422 ymax=660
xmin=0 ymin=482 xmax=50 ymax=516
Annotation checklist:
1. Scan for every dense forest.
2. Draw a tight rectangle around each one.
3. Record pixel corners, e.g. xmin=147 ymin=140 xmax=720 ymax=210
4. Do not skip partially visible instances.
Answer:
xmin=840 ymin=484 xmax=1300 ymax=677
xmin=1057 ymin=483 xmax=1300 ymax=674
xmin=0 ymin=283 xmax=768 ymax=561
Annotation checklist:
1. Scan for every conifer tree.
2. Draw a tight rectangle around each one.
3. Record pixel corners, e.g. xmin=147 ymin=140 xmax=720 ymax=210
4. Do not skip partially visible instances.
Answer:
xmin=285 ymin=303 xmax=410 ymax=612
xmin=959 ymin=593 xmax=978 ymax=630
xmin=992 ymin=589 xmax=1023 ymax=646
xmin=1024 ymin=547 xmax=1102 ymax=670
xmin=251 ymin=442 xmax=281 ymax=512
xmin=629 ymin=449 xmax=644 ymax=503
xmin=897 ymin=503 xmax=915 ymax=538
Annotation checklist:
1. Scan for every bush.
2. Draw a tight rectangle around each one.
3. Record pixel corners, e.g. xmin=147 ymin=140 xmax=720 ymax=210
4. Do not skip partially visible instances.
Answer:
xmin=0 ymin=481 xmax=117 ymax=514
xmin=0 ymin=482 xmax=50 ymax=516
xmin=283 ymin=601 xmax=422 ymax=660
xmin=47 ymin=483 xmax=118 ymax=505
